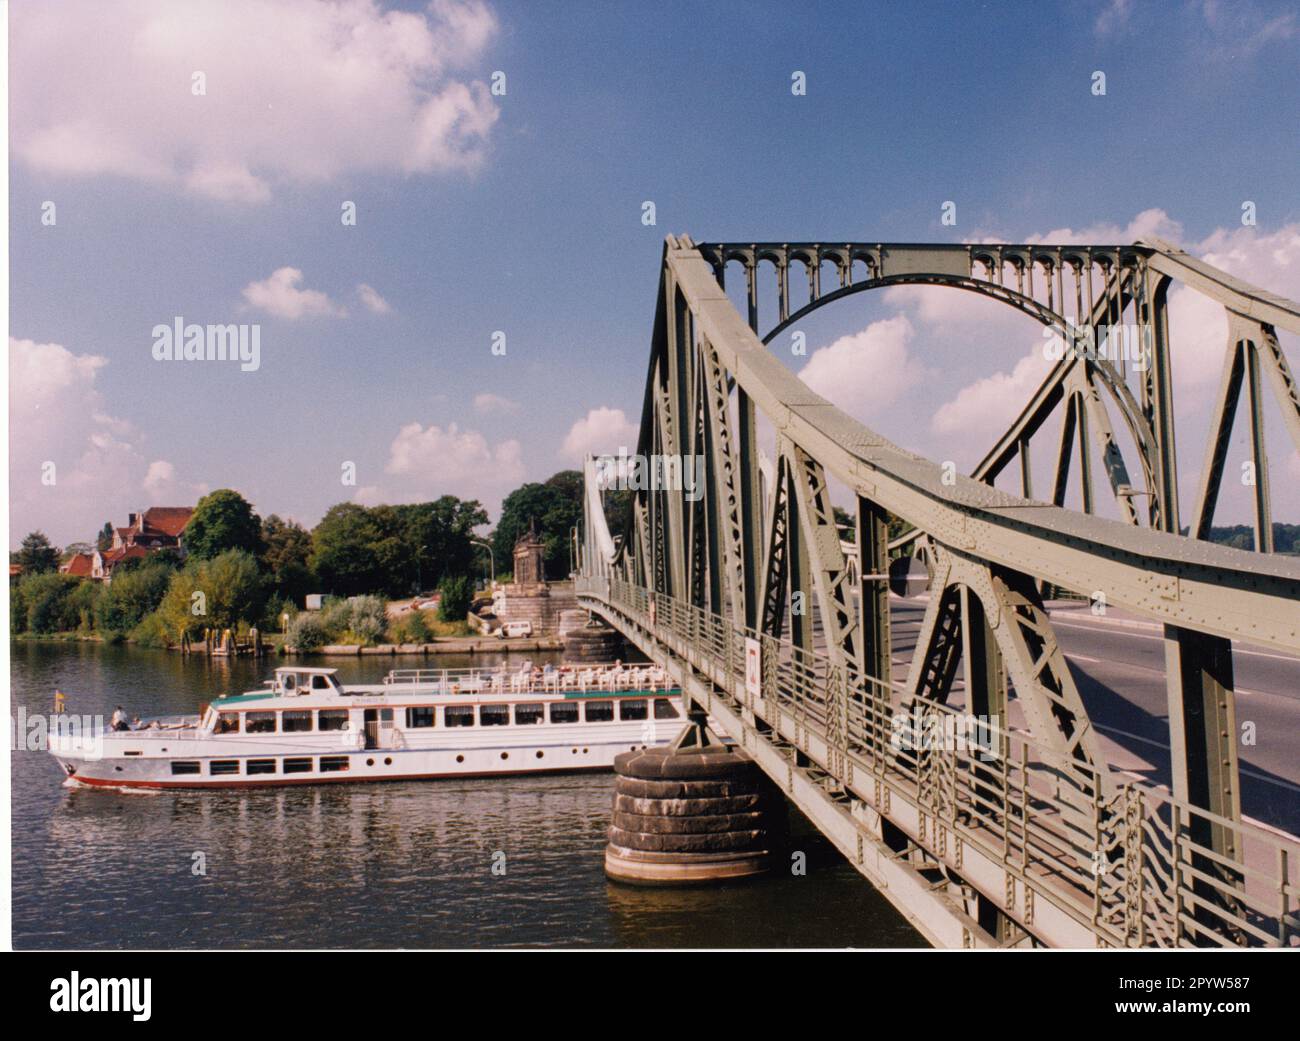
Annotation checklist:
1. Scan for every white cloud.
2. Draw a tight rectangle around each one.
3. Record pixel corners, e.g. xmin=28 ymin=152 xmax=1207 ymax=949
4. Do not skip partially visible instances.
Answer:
xmin=1095 ymin=0 xmax=1133 ymax=36
xmin=143 ymin=460 xmax=176 ymax=494
xmin=561 ymin=407 xmax=639 ymax=461
xmin=1168 ymin=223 xmax=1300 ymax=398
xmin=242 ymin=267 xmax=344 ymax=319
xmin=1025 ymin=208 xmax=1184 ymax=247
xmin=8 ymin=337 xmax=198 ymax=546
xmin=1200 ymin=1 xmax=1297 ymax=57
xmin=931 ymin=349 xmax=1055 ymax=445
xmin=357 ymin=283 xmax=392 ymax=315
xmin=143 ymin=459 xmax=208 ymax=501
xmin=379 ymin=420 xmax=525 ymax=511
xmin=11 ymin=0 xmax=501 ymax=203
xmin=798 ymin=315 xmax=925 ymax=419
xmin=473 ymin=392 xmax=519 ymax=415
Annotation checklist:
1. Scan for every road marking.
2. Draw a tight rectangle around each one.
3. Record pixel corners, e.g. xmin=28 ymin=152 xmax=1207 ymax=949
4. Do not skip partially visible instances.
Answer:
xmin=1096 ymin=723 xmax=1300 ymax=795
xmin=1110 ymin=768 xmax=1300 ymax=841
xmin=1052 ymin=618 xmax=1300 ymax=664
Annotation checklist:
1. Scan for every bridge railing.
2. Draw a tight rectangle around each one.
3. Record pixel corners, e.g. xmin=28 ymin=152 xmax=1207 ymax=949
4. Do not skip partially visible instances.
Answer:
xmin=578 ymin=573 xmax=1298 ymax=948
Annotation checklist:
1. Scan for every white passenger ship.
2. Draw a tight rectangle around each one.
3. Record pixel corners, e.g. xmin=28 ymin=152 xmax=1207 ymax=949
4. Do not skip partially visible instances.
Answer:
xmin=49 ymin=663 xmax=685 ymax=790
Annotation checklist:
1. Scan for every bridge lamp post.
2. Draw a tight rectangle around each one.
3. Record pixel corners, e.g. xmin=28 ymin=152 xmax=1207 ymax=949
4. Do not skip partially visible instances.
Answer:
xmin=471 ymin=538 xmax=495 ymax=588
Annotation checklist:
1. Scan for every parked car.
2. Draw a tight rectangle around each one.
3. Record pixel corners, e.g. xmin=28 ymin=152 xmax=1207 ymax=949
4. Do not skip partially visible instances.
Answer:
xmin=497 ymin=620 xmax=533 ymax=639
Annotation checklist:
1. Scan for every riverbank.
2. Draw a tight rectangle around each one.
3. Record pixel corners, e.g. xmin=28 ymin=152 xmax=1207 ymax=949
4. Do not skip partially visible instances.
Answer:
xmin=13 ymin=632 xmax=562 ymax=655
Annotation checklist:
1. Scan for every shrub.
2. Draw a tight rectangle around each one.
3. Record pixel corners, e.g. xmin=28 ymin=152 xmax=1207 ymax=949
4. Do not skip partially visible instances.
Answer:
xmin=437 ymin=575 xmax=472 ymax=622
xmin=152 ymin=549 xmax=268 ymax=643
xmin=95 ymin=561 xmax=172 ymax=633
xmin=286 ymin=613 xmax=328 ymax=652
xmin=320 ymin=598 xmax=353 ymax=637
xmin=130 ymin=612 xmax=172 ymax=648
xmin=262 ymin=593 xmax=298 ymax=633
xmin=348 ymin=595 xmax=387 ymax=644
xmin=388 ymin=609 xmax=433 ymax=644
xmin=20 ymin=573 xmax=84 ymax=633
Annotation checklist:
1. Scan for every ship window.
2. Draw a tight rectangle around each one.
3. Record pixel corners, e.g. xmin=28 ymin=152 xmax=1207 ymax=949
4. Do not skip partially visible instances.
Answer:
xmin=210 ymin=760 xmax=240 ymax=776
xmin=619 ymin=699 xmax=648 ymax=721
xmin=312 ymin=674 xmax=333 ymax=690
xmin=444 ymin=705 xmax=475 ymax=728
xmin=406 ymin=706 xmax=436 ymax=728
xmin=654 ymin=698 xmax=680 ymax=720
xmin=247 ymin=759 xmax=277 ymax=775
xmin=283 ymin=757 xmax=312 ymax=774
xmin=215 ymin=713 xmax=240 ymax=734
xmin=514 ymin=703 xmax=545 ymax=726
xmin=282 ymin=710 xmax=312 ymax=733
xmin=245 ymin=711 xmax=276 ymax=734
xmin=318 ymin=709 xmax=350 ymax=732
xmin=480 ymin=704 xmax=510 ymax=727
xmin=584 ymin=700 xmax=614 ymax=723
xmin=319 ymin=756 xmax=350 ymax=773
xmin=171 ymin=761 xmax=201 ymax=775
xmin=549 ymin=702 xmax=580 ymax=724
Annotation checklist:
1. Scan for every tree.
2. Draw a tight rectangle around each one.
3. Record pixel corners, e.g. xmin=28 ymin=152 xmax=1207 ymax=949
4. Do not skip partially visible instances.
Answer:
xmin=183 ymin=489 xmax=263 ymax=560
xmin=493 ymin=471 xmax=583 ymax=580
xmin=261 ymin=514 xmax=316 ymax=603
xmin=154 ymin=550 xmax=268 ymax=642
xmin=438 ymin=575 xmax=472 ymax=621
xmin=17 ymin=572 xmax=82 ymax=632
xmin=310 ymin=498 xmax=488 ymax=598
xmin=95 ymin=561 xmax=174 ymax=634
xmin=310 ymin=504 xmax=384 ymax=597
xmin=17 ymin=531 xmax=61 ymax=574
xmin=96 ymin=522 xmax=114 ymax=552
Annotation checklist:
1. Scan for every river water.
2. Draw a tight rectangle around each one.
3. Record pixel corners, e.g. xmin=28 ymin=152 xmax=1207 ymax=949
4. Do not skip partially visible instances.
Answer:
xmin=11 ymin=641 xmax=923 ymax=949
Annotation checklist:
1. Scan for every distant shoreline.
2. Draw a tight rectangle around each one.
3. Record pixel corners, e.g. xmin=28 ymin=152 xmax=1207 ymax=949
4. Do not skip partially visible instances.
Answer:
xmin=10 ymin=631 xmax=562 ymax=656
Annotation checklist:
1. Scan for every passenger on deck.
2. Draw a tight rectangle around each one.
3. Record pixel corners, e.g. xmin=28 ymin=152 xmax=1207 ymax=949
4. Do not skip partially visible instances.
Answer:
xmin=110 ymin=706 xmax=129 ymax=732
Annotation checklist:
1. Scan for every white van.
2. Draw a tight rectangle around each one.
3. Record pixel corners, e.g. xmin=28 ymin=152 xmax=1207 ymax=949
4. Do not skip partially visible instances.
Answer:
xmin=497 ymin=620 xmax=534 ymax=639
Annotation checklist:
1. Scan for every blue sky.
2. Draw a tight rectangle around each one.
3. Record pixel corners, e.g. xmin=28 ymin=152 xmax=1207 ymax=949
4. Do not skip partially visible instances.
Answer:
xmin=10 ymin=0 xmax=1300 ymax=547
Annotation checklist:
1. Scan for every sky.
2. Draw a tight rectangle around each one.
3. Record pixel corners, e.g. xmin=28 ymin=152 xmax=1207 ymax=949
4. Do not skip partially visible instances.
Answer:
xmin=9 ymin=0 xmax=1300 ymax=549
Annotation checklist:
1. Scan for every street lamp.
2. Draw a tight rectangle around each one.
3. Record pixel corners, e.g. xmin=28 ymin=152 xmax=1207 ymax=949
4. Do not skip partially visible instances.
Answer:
xmin=471 ymin=538 xmax=495 ymax=587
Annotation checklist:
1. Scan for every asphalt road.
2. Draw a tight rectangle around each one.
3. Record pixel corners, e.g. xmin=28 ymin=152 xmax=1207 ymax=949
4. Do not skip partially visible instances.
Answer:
xmin=888 ymin=598 xmax=1300 ymax=835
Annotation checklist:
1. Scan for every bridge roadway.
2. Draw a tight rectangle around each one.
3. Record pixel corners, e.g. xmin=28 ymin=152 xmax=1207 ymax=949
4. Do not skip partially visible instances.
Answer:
xmin=891 ymin=599 xmax=1300 ymax=837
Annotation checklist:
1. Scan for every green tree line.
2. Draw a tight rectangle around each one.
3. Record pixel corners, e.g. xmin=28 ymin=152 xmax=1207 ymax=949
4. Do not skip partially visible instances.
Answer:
xmin=11 ymin=471 xmax=598 ymax=644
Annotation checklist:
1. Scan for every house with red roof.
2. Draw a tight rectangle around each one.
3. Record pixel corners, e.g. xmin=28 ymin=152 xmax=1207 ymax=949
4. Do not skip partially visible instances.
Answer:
xmin=60 ymin=552 xmax=95 ymax=578
xmin=85 ymin=506 xmax=195 ymax=582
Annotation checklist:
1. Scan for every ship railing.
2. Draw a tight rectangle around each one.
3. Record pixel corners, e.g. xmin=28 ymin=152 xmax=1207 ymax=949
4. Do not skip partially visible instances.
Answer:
xmin=382 ymin=663 xmax=674 ymax=695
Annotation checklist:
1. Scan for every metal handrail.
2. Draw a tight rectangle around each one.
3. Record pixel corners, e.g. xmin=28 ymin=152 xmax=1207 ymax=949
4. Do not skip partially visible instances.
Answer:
xmin=577 ymin=573 xmax=1299 ymax=948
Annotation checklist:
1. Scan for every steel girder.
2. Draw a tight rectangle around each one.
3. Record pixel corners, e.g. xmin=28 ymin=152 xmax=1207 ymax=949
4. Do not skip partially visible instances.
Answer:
xmin=579 ymin=235 xmax=1300 ymax=887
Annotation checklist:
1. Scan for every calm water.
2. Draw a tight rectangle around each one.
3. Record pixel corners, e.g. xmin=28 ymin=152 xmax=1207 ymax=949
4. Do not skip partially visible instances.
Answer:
xmin=11 ymin=641 xmax=923 ymax=949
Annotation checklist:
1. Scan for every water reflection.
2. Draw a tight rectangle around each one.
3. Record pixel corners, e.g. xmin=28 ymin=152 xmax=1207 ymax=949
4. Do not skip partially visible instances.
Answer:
xmin=14 ymin=642 xmax=922 ymax=948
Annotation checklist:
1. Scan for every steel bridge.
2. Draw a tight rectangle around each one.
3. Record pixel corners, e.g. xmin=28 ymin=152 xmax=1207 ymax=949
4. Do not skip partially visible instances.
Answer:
xmin=576 ymin=234 xmax=1300 ymax=948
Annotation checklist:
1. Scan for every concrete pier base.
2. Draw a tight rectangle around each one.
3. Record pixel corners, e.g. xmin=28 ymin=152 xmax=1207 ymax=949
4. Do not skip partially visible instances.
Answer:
xmin=604 ymin=737 xmax=785 ymax=885
xmin=563 ymin=618 xmax=624 ymax=662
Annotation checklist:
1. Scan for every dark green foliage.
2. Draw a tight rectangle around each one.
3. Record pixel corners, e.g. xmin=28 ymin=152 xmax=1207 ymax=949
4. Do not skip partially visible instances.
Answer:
xmin=437 ymin=575 xmax=473 ymax=621
xmin=1206 ymin=523 xmax=1300 ymax=554
xmin=17 ymin=531 xmax=61 ymax=574
xmin=493 ymin=470 xmax=582 ymax=580
xmin=183 ymin=489 xmax=264 ymax=560
xmin=94 ymin=561 xmax=175 ymax=633
xmin=310 ymin=498 xmax=486 ymax=597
